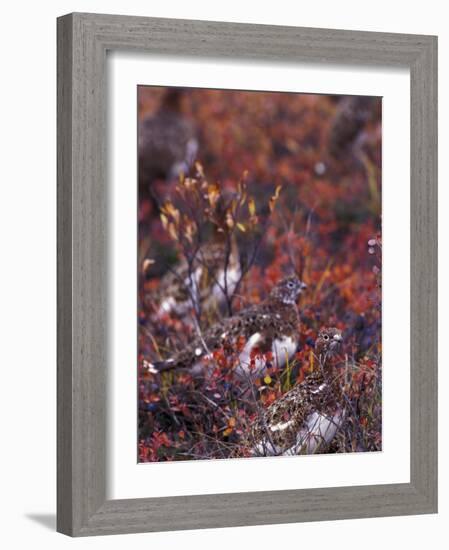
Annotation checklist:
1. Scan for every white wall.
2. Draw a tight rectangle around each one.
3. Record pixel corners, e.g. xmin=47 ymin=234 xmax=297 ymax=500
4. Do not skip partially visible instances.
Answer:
xmin=0 ymin=1 xmax=445 ymax=548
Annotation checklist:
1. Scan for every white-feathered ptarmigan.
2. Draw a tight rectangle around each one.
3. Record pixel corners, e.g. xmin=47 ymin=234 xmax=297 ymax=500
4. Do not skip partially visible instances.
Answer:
xmin=149 ymin=275 xmax=306 ymax=377
xmin=250 ymin=327 xmax=345 ymax=456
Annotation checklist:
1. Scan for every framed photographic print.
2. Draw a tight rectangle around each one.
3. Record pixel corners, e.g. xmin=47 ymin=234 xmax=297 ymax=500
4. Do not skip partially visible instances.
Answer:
xmin=57 ymin=13 xmax=437 ymax=536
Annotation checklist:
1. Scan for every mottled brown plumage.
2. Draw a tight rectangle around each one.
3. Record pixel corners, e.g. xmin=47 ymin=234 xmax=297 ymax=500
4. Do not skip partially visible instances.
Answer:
xmin=315 ymin=327 xmax=343 ymax=355
xmin=149 ymin=240 xmax=240 ymax=317
xmin=149 ymin=275 xmax=306 ymax=376
xmin=250 ymin=327 xmax=344 ymax=456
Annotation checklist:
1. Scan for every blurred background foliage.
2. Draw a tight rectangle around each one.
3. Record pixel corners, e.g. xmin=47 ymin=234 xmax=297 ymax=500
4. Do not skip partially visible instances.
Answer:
xmin=137 ymin=86 xmax=382 ymax=461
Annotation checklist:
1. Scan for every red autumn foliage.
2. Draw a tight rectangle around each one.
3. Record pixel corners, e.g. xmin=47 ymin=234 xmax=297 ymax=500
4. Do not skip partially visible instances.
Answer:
xmin=138 ymin=87 xmax=382 ymax=461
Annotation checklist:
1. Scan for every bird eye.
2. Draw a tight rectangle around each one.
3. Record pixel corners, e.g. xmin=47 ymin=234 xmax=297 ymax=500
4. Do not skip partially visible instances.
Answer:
xmin=287 ymin=281 xmax=294 ymax=288
xmin=323 ymin=334 xmax=329 ymax=340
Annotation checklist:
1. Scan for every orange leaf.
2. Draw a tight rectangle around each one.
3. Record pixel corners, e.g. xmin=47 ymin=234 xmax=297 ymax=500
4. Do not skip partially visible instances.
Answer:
xmin=248 ymin=198 xmax=256 ymax=217
xmin=269 ymin=185 xmax=282 ymax=212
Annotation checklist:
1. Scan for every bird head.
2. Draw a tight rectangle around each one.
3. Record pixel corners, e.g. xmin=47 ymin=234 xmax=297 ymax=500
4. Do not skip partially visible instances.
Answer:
xmin=269 ymin=275 xmax=307 ymax=305
xmin=315 ymin=327 xmax=343 ymax=355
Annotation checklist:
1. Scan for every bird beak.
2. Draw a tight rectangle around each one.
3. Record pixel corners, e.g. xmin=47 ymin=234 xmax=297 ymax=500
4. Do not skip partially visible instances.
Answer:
xmin=333 ymin=333 xmax=343 ymax=342
xmin=300 ymin=282 xmax=307 ymax=291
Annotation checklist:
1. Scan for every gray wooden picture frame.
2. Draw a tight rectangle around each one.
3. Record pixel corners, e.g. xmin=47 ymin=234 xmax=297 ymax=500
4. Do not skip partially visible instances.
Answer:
xmin=57 ymin=12 xmax=438 ymax=537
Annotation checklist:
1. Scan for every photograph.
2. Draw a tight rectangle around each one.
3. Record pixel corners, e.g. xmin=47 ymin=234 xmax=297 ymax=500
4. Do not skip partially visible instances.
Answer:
xmin=137 ymin=86 xmax=382 ymax=462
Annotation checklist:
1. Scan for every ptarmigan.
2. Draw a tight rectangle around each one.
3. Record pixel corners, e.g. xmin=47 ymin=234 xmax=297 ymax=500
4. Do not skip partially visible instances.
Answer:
xmin=149 ymin=239 xmax=241 ymax=318
xmin=148 ymin=275 xmax=306 ymax=378
xmin=250 ymin=327 xmax=345 ymax=456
